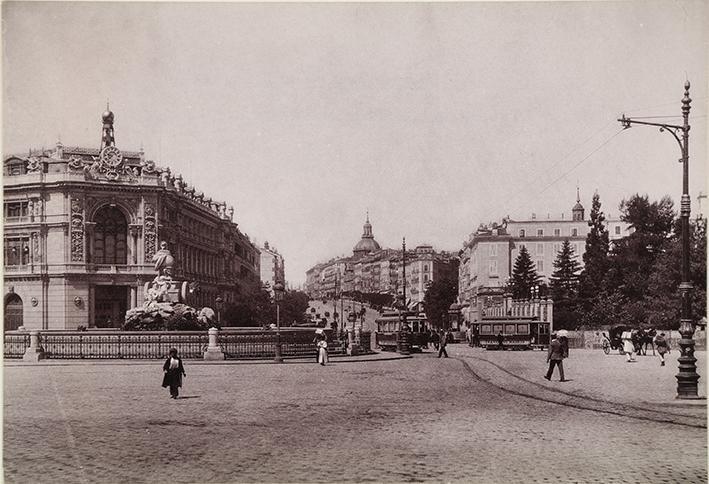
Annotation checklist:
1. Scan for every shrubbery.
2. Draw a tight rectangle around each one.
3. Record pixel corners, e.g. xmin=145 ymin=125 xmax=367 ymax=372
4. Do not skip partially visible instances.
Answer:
xmin=123 ymin=302 xmax=217 ymax=331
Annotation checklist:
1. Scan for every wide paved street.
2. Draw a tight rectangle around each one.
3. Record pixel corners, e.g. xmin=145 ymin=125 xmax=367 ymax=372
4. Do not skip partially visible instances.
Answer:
xmin=4 ymin=348 xmax=707 ymax=484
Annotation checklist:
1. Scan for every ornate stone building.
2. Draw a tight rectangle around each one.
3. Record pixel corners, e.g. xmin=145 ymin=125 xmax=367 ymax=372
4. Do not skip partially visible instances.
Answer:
xmin=305 ymin=215 xmax=456 ymax=306
xmin=259 ymin=241 xmax=285 ymax=295
xmin=3 ymin=108 xmax=260 ymax=330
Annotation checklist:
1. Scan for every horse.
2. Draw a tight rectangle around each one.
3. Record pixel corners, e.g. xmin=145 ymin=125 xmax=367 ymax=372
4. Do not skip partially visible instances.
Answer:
xmin=633 ymin=328 xmax=657 ymax=356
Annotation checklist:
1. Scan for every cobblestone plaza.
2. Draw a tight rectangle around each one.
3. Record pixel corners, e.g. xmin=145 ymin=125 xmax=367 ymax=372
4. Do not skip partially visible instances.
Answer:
xmin=4 ymin=346 xmax=706 ymax=483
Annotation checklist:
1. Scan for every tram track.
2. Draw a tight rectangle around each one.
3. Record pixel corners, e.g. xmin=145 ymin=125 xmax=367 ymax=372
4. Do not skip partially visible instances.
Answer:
xmin=455 ymin=355 xmax=707 ymax=429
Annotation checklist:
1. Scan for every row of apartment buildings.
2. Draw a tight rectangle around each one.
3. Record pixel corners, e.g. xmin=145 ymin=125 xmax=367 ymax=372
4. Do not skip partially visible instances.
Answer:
xmin=3 ymin=108 xmax=284 ymax=330
xmin=457 ymin=192 xmax=630 ymax=325
xmin=305 ymin=216 xmax=456 ymax=306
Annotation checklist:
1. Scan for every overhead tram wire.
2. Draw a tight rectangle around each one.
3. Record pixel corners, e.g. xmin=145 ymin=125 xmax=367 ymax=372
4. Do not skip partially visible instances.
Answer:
xmin=502 ymin=124 xmax=625 ymax=219
xmin=499 ymin=120 xmax=618 ymax=218
xmin=537 ymin=128 xmax=625 ymax=196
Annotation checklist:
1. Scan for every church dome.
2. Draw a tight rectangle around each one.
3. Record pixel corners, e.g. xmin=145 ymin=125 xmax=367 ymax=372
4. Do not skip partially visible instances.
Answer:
xmin=353 ymin=214 xmax=381 ymax=257
xmin=353 ymin=237 xmax=381 ymax=254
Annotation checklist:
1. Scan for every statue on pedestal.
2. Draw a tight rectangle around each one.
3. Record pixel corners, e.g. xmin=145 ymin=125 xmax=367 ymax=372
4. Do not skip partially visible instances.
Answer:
xmin=152 ymin=241 xmax=174 ymax=277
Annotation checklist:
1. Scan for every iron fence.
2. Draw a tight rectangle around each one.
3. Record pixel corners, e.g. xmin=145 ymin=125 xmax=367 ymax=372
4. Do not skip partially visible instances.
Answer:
xmin=39 ymin=331 xmax=208 ymax=359
xmin=220 ymin=330 xmax=325 ymax=359
xmin=4 ymin=332 xmax=30 ymax=358
xmin=4 ymin=329 xmax=373 ymax=360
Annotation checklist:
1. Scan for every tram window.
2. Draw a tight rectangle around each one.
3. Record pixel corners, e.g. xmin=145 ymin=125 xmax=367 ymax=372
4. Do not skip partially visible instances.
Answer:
xmin=492 ymin=324 xmax=503 ymax=334
xmin=481 ymin=324 xmax=491 ymax=334
xmin=539 ymin=324 xmax=549 ymax=334
xmin=504 ymin=324 xmax=515 ymax=334
xmin=517 ymin=324 xmax=529 ymax=334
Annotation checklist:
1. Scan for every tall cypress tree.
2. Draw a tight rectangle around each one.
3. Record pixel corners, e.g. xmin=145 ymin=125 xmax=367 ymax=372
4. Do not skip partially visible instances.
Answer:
xmin=549 ymin=240 xmax=582 ymax=301
xmin=580 ymin=192 xmax=610 ymax=300
xmin=511 ymin=246 xmax=540 ymax=299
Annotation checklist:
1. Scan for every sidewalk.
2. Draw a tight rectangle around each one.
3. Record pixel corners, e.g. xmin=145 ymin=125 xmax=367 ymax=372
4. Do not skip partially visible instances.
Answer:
xmin=450 ymin=344 xmax=707 ymax=427
xmin=2 ymin=350 xmax=410 ymax=367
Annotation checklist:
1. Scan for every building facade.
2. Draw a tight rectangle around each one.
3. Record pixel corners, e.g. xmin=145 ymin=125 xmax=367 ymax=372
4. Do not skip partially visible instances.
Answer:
xmin=305 ymin=216 xmax=456 ymax=306
xmin=457 ymin=192 xmax=630 ymax=324
xmin=259 ymin=241 xmax=285 ymax=294
xmin=3 ymin=108 xmax=260 ymax=331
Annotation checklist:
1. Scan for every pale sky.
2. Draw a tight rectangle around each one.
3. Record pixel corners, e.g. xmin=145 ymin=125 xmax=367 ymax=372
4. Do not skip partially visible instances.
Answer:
xmin=3 ymin=1 xmax=707 ymax=286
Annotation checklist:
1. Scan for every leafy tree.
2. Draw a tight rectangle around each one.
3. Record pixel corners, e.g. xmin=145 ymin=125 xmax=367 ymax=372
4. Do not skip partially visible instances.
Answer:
xmin=280 ymin=290 xmax=310 ymax=326
xmin=510 ymin=246 xmax=540 ymax=299
xmin=645 ymin=218 xmax=707 ymax=329
xmin=223 ymin=284 xmax=273 ymax=327
xmin=549 ymin=240 xmax=582 ymax=301
xmin=604 ymin=194 xmax=676 ymax=303
xmin=580 ymin=291 xmax=631 ymax=328
xmin=579 ymin=192 xmax=610 ymax=301
xmin=423 ymin=259 xmax=459 ymax=330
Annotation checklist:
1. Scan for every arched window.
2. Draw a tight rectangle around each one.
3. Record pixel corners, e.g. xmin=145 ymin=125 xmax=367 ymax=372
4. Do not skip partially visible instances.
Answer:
xmin=93 ymin=206 xmax=128 ymax=265
xmin=4 ymin=293 xmax=23 ymax=331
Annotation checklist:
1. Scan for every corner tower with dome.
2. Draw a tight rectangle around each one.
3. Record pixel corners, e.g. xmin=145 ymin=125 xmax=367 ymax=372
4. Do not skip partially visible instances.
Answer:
xmin=3 ymin=107 xmax=264 ymax=331
xmin=305 ymin=214 xmax=456 ymax=307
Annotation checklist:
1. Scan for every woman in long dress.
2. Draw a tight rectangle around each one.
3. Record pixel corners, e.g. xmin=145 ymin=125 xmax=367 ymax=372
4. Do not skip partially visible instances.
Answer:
xmin=317 ymin=335 xmax=329 ymax=366
xmin=621 ymin=331 xmax=636 ymax=362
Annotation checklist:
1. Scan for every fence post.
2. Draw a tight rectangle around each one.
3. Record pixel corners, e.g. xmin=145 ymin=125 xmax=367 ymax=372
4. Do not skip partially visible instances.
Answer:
xmin=23 ymin=331 xmax=46 ymax=362
xmin=203 ymin=327 xmax=225 ymax=360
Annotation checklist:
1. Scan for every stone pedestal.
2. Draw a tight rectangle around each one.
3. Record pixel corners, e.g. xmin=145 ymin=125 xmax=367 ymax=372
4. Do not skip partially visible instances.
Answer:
xmin=23 ymin=331 xmax=46 ymax=362
xmin=203 ymin=327 xmax=225 ymax=360
xmin=346 ymin=329 xmax=359 ymax=356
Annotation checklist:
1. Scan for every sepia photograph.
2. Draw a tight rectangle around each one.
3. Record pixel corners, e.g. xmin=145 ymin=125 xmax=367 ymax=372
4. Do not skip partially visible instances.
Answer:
xmin=2 ymin=1 xmax=707 ymax=483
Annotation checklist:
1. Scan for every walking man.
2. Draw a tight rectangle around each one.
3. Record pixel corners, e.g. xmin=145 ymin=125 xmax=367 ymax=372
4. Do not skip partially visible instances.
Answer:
xmin=438 ymin=330 xmax=449 ymax=358
xmin=497 ymin=331 xmax=504 ymax=351
xmin=544 ymin=333 xmax=566 ymax=382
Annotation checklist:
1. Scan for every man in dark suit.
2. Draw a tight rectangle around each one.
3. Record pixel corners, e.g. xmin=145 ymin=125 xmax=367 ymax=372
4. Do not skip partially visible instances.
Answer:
xmin=545 ymin=333 xmax=566 ymax=382
xmin=438 ymin=330 xmax=449 ymax=358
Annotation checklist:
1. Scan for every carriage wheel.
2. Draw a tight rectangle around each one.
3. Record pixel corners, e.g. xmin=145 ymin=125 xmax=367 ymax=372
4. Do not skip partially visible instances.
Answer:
xmin=602 ymin=340 xmax=610 ymax=355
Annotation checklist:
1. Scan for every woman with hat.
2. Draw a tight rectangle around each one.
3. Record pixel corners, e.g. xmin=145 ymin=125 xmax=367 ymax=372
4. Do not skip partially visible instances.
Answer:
xmin=315 ymin=329 xmax=329 ymax=366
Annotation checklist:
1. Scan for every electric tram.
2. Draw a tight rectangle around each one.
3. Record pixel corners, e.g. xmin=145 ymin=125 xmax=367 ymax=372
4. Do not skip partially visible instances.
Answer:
xmin=374 ymin=311 xmax=430 ymax=351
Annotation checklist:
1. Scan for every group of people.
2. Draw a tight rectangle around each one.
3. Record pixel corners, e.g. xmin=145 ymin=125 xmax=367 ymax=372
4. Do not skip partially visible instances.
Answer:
xmin=621 ymin=330 xmax=670 ymax=365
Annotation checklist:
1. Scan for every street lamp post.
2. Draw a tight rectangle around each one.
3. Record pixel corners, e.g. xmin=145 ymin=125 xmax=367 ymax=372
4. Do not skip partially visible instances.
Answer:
xmin=215 ymin=295 xmax=223 ymax=325
xmin=398 ymin=237 xmax=411 ymax=355
xmin=618 ymin=81 xmax=700 ymax=399
xmin=273 ymin=281 xmax=284 ymax=363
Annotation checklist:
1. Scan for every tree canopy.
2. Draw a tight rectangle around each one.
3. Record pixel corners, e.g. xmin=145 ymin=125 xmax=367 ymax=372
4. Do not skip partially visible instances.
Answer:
xmin=423 ymin=259 xmax=459 ymax=329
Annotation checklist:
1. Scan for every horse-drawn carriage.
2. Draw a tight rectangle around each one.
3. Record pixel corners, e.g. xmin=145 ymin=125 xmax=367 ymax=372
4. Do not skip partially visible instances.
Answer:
xmin=601 ymin=325 xmax=656 ymax=355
